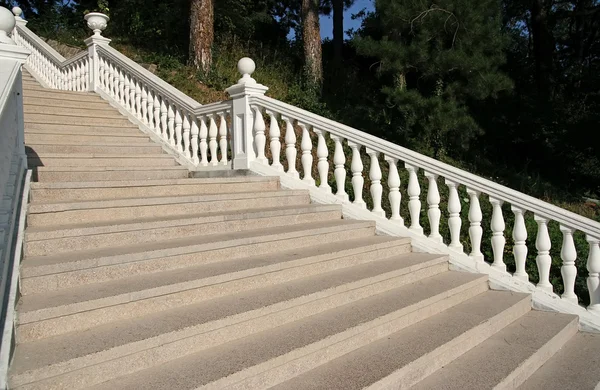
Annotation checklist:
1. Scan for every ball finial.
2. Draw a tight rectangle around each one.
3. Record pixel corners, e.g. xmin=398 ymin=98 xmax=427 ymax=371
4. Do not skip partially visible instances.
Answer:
xmin=12 ymin=6 xmax=22 ymax=18
xmin=237 ymin=57 xmax=256 ymax=84
xmin=0 ymin=6 xmax=16 ymax=44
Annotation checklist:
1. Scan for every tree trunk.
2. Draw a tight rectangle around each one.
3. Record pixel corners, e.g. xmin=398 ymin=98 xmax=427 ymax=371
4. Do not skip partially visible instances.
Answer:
xmin=333 ymin=0 xmax=344 ymax=64
xmin=530 ymin=0 xmax=554 ymax=97
xmin=302 ymin=0 xmax=323 ymax=85
xmin=189 ymin=0 xmax=214 ymax=73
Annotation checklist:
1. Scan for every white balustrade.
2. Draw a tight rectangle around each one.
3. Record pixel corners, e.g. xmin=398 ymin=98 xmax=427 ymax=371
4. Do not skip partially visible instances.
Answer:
xmin=406 ymin=164 xmax=423 ymax=234
xmin=560 ymin=225 xmax=578 ymax=304
xmin=445 ymin=180 xmax=463 ymax=251
xmin=315 ymin=129 xmax=331 ymax=192
xmin=348 ymin=142 xmax=365 ymax=208
xmin=218 ymin=113 xmax=228 ymax=165
xmin=182 ymin=115 xmax=191 ymax=158
xmin=267 ymin=111 xmax=283 ymax=171
xmin=489 ymin=197 xmax=506 ymax=272
xmin=208 ymin=115 xmax=218 ymax=165
xmin=588 ymin=237 xmax=600 ymax=314
xmin=467 ymin=188 xmax=484 ymax=263
xmin=535 ymin=215 xmax=554 ymax=293
xmin=282 ymin=117 xmax=299 ymax=178
xmin=252 ymin=106 xmax=267 ymax=164
xmin=367 ymin=148 xmax=384 ymax=217
xmin=191 ymin=119 xmax=200 ymax=165
xmin=386 ymin=157 xmax=403 ymax=223
xmin=333 ymin=136 xmax=349 ymax=201
xmin=424 ymin=171 xmax=441 ymax=242
xmin=299 ymin=123 xmax=315 ymax=186
xmin=174 ymin=108 xmax=183 ymax=153
xmin=199 ymin=117 xmax=209 ymax=166
xmin=511 ymin=206 xmax=529 ymax=281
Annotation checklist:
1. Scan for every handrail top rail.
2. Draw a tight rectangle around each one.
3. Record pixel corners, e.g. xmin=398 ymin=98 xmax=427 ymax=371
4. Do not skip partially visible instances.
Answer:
xmin=62 ymin=50 xmax=88 ymax=67
xmin=194 ymin=100 xmax=232 ymax=116
xmin=0 ymin=60 xmax=22 ymax=116
xmin=15 ymin=24 xmax=65 ymax=64
xmin=96 ymin=44 xmax=202 ymax=112
xmin=252 ymin=94 xmax=600 ymax=238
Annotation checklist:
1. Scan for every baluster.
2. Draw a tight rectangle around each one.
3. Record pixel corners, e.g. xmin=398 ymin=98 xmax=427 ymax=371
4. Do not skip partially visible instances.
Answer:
xmin=534 ymin=215 xmax=553 ymax=293
xmin=299 ymin=123 xmax=315 ymax=185
xmin=282 ymin=116 xmax=299 ymax=178
xmin=123 ymin=73 xmax=130 ymax=110
xmin=160 ymin=98 xmax=168 ymax=140
xmin=511 ymin=206 xmax=529 ymax=281
xmin=141 ymin=86 xmax=148 ymax=124
xmin=218 ymin=113 xmax=228 ymax=165
xmin=175 ymin=108 xmax=183 ymax=153
xmin=191 ymin=119 xmax=200 ymax=165
xmin=208 ymin=115 xmax=218 ymax=165
xmin=445 ymin=180 xmax=463 ymax=251
xmin=147 ymin=90 xmax=154 ymax=129
xmin=199 ymin=117 xmax=209 ymax=166
xmin=559 ymin=225 xmax=578 ymax=304
xmin=76 ymin=63 xmax=82 ymax=91
xmin=363 ymin=149 xmax=382 ymax=216
xmin=153 ymin=95 xmax=161 ymax=135
xmin=253 ymin=106 xmax=267 ymax=164
xmin=424 ymin=172 xmax=442 ymax=241
xmin=130 ymin=77 xmax=136 ymax=115
xmin=467 ymin=189 xmax=484 ymax=263
xmin=333 ymin=136 xmax=349 ymax=201
xmin=182 ymin=114 xmax=191 ymax=158
xmin=348 ymin=142 xmax=365 ymax=208
xmin=108 ymin=62 xmax=115 ymax=96
xmin=118 ymin=68 xmax=125 ymax=106
xmin=406 ymin=164 xmax=423 ymax=234
xmin=106 ymin=60 xmax=113 ymax=94
xmin=382 ymin=157 xmax=401 ymax=222
xmin=167 ymin=103 xmax=175 ymax=146
xmin=84 ymin=59 xmax=90 ymax=90
xmin=112 ymin=65 xmax=119 ymax=101
xmin=490 ymin=198 xmax=506 ymax=271
xmin=135 ymin=79 xmax=142 ymax=120
xmin=67 ymin=66 xmax=73 ymax=90
xmin=587 ymin=236 xmax=600 ymax=314
xmin=267 ymin=111 xmax=283 ymax=170
xmin=315 ymin=129 xmax=331 ymax=192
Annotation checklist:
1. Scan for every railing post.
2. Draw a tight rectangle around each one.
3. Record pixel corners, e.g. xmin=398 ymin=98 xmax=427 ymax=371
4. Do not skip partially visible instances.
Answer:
xmin=83 ymin=12 xmax=110 ymax=92
xmin=226 ymin=58 xmax=268 ymax=170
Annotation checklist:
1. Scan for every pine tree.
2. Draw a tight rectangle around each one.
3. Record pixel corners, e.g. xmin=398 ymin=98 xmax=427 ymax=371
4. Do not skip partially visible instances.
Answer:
xmin=189 ymin=0 xmax=215 ymax=73
xmin=356 ymin=0 xmax=512 ymax=158
xmin=302 ymin=0 xmax=323 ymax=86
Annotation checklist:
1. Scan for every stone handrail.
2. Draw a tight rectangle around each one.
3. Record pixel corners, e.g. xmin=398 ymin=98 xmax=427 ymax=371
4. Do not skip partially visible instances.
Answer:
xmin=94 ymin=44 xmax=233 ymax=167
xmin=249 ymin=93 xmax=600 ymax=315
xmin=0 ymin=7 xmax=30 ymax=386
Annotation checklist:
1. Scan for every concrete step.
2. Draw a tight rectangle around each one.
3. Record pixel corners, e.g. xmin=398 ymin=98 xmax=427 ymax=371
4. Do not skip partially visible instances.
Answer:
xmin=519 ymin=332 xmax=600 ymax=390
xmin=26 ymin=142 xmax=163 ymax=155
xmin=20 ymin=220 xmax=376 ymax=296
xmin=24 ymin=104 xmax=123 ymax=118
xmin=18 ymin=237 xmax=416 ymax=344
xmin=410 ymin=310 xmax=578 ymax=390
xmin=26 ymin=189 xmax=310 ymax=227
xmin=24 ymin=113 xmax=133 ymax=127
xmin=24 ymin=203 xmax=339 ymax=257
xmin=80 ymin=275 xmax=497 ymax=390
xmin=24 ymin=96 xmax=113 ymax=110
xmin=22 ymin=89 xmax=105 ymax=102
xmin=25 ymin=133 xmax=151 ymax=144
xmin=29 ymin=176 xmax=280 ymax=203
xmin=27 ymin=153 xmax=177 ymax=168
xmin=33 ymin=166 xmax=189 ymax=182
xmin=257 ymin=291 xmax=532 ymax=390
xmin=25 ymin=122 xmax=140 ymax=134
xmin=11 ymin=268 xmax=481 ymax=390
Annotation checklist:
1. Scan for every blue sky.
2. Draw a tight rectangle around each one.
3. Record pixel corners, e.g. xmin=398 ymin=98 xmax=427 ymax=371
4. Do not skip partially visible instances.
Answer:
xmin=320 ymin=0 xmax=374 ymax=39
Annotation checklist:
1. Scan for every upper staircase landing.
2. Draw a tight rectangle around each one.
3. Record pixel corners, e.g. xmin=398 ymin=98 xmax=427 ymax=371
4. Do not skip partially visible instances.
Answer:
xmin=6 ymin=69 xmax=600 ymax=390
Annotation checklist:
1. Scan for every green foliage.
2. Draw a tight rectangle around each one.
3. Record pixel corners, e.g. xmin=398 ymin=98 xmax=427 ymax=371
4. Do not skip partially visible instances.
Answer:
xmin=354 ymin=0 xmax=513 ymax=158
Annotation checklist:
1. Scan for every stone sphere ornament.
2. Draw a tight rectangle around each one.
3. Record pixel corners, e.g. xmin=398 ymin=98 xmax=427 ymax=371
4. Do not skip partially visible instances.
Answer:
xmin=237 ymin=57 xmax=256 ymax=84
xmin=12 ymin=7 xmax=23 ymax=20
xmin=85 ymin=12 xmax=109 ymax=37
xmin=0 ymin=6 xmax=16 ymax=44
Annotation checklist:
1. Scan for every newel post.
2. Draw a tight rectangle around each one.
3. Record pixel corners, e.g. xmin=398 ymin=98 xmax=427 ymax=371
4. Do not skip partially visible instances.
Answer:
xmin=83 ymin=12 xmax=110 ymax=92
xmin=226 ymin=58 xmax=268 ymax=170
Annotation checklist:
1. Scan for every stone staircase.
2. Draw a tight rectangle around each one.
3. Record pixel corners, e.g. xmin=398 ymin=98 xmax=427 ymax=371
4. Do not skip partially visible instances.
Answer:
xmin=8 ymin=71 xmax=600 ymax=389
